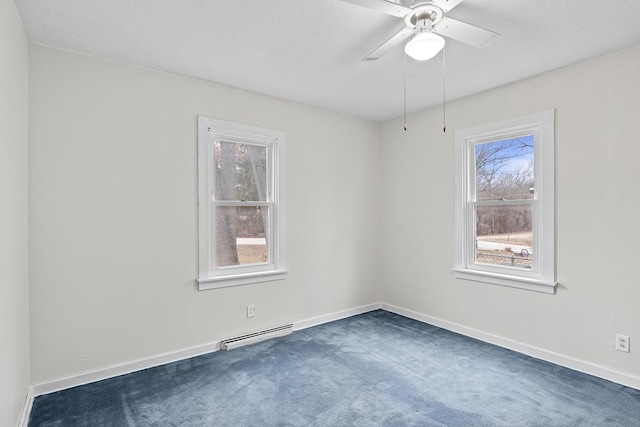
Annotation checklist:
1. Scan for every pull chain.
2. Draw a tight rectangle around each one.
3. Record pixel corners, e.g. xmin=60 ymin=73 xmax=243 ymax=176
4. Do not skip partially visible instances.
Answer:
xmin=403 ymin=53 xmax=408 ymax=131
xmin=442 ymin=45 xmax=447 ymax=133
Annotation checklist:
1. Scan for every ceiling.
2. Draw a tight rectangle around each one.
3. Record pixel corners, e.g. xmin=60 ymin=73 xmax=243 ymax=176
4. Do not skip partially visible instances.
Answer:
xmin=14 ymin=0 xmax=640 ymax=122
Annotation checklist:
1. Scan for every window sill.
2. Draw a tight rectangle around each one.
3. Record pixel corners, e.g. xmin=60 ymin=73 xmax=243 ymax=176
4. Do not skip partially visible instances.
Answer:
xmin=452 ymin=268 xmax=556 ymax=294
xmin=197 ymin=269 xmax=288 ymax=291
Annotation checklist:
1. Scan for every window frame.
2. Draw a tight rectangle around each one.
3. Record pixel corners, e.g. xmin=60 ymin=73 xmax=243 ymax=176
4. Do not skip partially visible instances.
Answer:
xmin=453 ymin=109 xmax=556 ymax=294
xmin=197 ymin=116 xmax=287 ymax=290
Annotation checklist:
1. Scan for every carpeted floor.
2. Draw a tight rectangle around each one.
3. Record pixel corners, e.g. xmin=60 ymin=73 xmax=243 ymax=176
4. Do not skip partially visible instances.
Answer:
xmin=29 ymin=310 xmax=640 ymax=426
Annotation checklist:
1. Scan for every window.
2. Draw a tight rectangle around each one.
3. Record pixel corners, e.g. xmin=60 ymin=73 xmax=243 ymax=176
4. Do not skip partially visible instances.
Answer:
xmin=197 ymin=117 xmax=286 ymax=290
xmin=453 ymin=110 xmax=556 ymax=293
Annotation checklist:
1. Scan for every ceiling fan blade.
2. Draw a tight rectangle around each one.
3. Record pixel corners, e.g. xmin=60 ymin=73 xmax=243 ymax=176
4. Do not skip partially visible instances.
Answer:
xmin=429 ymin=0 xmax=465 ymax=13
xmin=341 ymin=0 xmax=411 ymax=18
xmin=433 ymin=17 xmax=498 ymax=48
xmin=363 ymin=26 xmax=414 ymax=60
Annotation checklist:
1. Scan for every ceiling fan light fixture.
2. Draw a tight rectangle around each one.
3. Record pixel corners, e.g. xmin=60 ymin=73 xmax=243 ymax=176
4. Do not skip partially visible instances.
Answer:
xmin=404 ymin=31 xmax=445 ymax=61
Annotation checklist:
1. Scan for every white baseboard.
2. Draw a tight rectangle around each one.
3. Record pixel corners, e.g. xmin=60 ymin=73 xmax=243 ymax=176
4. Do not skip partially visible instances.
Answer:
xmin=33 ymin=341 xmax=222 ymax=396
xmin=293 ymin=302 xmax=382 ymax=331
xmin=18 ymin=386 xmax=34 ymax=427
xmin=381 ymin=302 xmax=640 ymax=391
xmin=31 ymin=301 xmax=639 ymax=399
xmin=31 ymin=302 xmax=382 ymax=397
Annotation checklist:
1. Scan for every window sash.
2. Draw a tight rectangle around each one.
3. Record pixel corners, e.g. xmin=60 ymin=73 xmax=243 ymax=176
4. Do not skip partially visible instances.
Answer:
xmin=467 ymin=200 xmax=539 ymax=276
xmin=211 ymin=203 xmax=274 ymax=270
xmin=470 ymin=134 xmax=536 ymax=203
xmin=213 ymin=139 xmax=271 ymax=203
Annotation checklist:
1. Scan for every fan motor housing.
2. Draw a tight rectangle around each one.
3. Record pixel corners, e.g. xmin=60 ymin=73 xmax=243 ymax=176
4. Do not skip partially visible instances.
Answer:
xmin=406 ymin=4 xmax=444 ymax=27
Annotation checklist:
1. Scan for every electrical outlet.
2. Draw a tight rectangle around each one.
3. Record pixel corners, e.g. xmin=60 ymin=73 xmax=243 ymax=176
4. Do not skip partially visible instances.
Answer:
xmin=615 ymin=334 xmax=630 ymax=353
xmin=247 ymin=304 xmax=256 ymax=318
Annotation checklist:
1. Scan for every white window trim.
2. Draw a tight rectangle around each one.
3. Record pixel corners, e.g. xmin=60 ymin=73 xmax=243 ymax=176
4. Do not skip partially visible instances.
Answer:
xmin=453 ymin=109 xmax=556 ymax=294
xmin=197 ymin=116 xmax=287 ymax=290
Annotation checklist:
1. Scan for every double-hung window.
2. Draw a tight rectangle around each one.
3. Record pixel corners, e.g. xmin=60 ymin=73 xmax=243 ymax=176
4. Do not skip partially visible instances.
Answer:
xmin=197 ymin=117 xmax=286 ymax=290
xmin=453 ymin=109 xmax=556 ymax=293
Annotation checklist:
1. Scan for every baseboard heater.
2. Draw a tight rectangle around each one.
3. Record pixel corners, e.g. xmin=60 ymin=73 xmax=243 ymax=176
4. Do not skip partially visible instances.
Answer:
xmin=220 ymin=324 xmax=293 ymax=350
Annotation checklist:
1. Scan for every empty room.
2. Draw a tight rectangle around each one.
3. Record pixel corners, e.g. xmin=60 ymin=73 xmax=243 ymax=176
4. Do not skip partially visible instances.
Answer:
xmin=2 ymin=0 xmax=640 ymax=425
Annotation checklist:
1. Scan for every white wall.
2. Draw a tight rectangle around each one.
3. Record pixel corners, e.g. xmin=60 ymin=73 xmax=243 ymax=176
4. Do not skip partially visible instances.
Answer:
xmin=379 ymin=46 xmax=640 ymax=380
xmin=28 ymin=44 xmax=381 ymax=384
xmin=0 ymin=0 xmax=30 ymax=424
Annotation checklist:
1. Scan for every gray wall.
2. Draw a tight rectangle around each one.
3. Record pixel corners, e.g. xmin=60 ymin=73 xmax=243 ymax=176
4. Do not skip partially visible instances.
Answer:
xmin=0 ymin=0 xmax=30 ymax=424
xmin=379 ymin=45 xmax=640 ymax=380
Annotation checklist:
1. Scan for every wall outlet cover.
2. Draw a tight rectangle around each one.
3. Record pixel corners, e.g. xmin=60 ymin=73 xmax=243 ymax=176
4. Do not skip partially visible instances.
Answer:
xmin=615 ymin=334 xmax=630 ymax=353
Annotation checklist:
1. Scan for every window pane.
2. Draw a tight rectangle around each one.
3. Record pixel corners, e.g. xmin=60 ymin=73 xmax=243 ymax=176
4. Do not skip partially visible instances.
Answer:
xmin=475 ymin=205 xmax=532 ymax=269
xmin=475 ymin=136 xmax=534 ymax=201
xmin=215 ymin=206 xmax=268 ymax=267
xmin=214 ymin=141 xmax=267 ymax=201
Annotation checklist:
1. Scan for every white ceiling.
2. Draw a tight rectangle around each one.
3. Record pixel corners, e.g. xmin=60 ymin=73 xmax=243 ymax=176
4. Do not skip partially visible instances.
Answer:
xmin=14 ymin=0 xmax=640 ymax=122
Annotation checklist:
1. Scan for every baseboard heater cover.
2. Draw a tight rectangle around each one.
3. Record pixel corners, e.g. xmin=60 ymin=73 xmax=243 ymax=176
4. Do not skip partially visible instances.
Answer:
xmin=221 ymin=324 xmax=293 ymax=350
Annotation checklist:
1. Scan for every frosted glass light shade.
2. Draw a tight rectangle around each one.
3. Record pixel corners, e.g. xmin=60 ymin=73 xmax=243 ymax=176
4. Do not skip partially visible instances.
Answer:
xmin=404 ymin=32 xmax=445 ymax=61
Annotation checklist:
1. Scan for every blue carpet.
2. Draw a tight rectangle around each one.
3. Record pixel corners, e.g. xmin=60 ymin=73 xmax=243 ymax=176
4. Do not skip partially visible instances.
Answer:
xmin=29 ymin=310 xmax=640 ymax=426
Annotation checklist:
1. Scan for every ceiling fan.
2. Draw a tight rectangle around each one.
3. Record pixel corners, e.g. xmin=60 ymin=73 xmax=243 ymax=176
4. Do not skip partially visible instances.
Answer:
xmin=343 ymin=0 xmax=499 ymax=61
